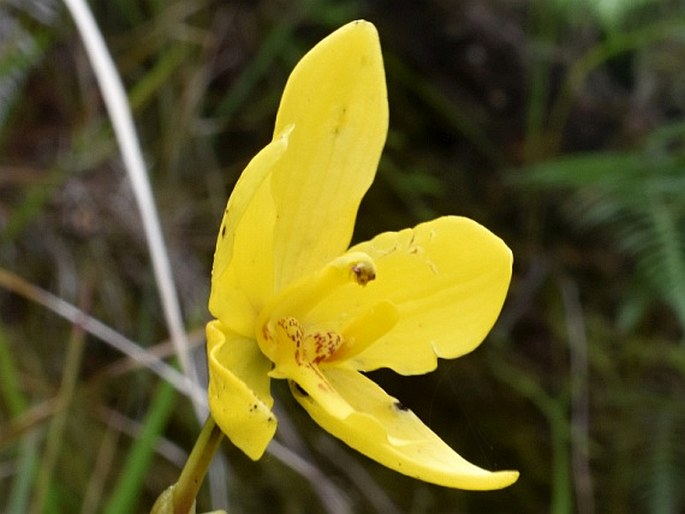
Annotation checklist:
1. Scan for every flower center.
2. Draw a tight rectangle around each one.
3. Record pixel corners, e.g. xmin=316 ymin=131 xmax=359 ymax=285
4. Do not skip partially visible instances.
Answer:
xmin=257 ymin=252 xmax=381 ymax=372
xmin=274 ymin=316 xmax=344 ymax=366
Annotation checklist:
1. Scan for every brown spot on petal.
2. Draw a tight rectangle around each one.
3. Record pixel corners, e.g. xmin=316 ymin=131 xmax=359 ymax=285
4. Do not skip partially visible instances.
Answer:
xmin=393 ymin=400 xmax=409 ymax=412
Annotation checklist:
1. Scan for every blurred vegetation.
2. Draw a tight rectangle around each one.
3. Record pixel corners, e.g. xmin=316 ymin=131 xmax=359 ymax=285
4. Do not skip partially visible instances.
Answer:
xmin=2 ymin=0 xmax=685 ymax=512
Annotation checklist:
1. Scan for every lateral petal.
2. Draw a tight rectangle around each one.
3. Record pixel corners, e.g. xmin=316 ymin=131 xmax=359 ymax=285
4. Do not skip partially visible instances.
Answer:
xmin=270 ymin=20 xmax=388 ymax=291
xmin=206 ymin=320 xmax=277 ymax=460
xmin=291 ymin=366 xmax=518 ymax=490
xmin=208 ymin=128 xmax=291 ymax=331
xmin=307 ymin=216 xmax=513 ymax=374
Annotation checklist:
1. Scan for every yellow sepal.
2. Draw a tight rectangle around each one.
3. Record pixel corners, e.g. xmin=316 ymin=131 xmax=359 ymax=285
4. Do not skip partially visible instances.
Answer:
xmin=206 ymin=321 xmax=276 ymax=460
xmin=291 ymin=366 xmax=519 ymax=490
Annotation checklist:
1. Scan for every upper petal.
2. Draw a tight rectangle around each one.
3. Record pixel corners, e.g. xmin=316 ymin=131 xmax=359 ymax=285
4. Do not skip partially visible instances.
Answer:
xmin=270 ymin=20 xmax=388 ymax=291
xmin=206 ymin=320 xmax=277 ymax=460
xmin=290 ymin=366 xmax=519 ymax=490
xmin=307 ymin=216 xmax=513 ymax=374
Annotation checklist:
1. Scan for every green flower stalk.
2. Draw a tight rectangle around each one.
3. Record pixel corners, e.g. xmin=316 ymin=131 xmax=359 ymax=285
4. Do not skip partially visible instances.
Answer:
xmin=150 ymin=417 xmax=224 ymax=514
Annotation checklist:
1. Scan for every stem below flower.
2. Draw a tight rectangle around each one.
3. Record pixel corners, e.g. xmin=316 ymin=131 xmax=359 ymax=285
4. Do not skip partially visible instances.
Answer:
xmin=151 ymin=415 xmax=224 ymax=514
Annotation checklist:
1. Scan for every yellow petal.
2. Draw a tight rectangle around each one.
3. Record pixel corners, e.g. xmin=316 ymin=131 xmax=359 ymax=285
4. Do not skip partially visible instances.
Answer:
xmin=206 ymin=320 xmax=277 ymax=460
xmin=307 ymin=216 xmax=513 ymax=374
xmin=291 ymin=366 xmax=519 ymax=490
xmin=270 ymin=20 xmax=388 ymax=291
xmin=208 ymin=127 xmax=292 ymax=331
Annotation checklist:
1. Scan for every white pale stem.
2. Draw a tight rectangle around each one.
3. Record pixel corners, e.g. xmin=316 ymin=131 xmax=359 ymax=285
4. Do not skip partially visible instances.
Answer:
xmin=62 ymin=0 xmax=203 ymax=417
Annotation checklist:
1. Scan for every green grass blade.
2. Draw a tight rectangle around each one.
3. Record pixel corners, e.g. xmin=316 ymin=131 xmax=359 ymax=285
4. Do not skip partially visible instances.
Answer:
xmin=214 ymin=18 xmax=299 ymax=122
xmin=101 ymin=380 xmax=178 ymax=514
xmin=0 ymin=326 xmax=27 ymax=416
xmin=4 ymin=431 xmax=41 ymax=514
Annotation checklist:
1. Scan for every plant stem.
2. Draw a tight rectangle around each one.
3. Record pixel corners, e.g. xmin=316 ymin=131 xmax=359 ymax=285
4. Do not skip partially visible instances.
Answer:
xmin=173 ymin=415 xmax=225 ymax=513
xmin=151 ymin=415 xmax=224 ymax=513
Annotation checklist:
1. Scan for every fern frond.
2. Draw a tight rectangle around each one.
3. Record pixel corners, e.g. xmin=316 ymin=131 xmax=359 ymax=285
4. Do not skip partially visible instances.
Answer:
xmin=644 ymin=404 xmax=685 ymax=514
xmin=643 ymin=195 xmax=685 ymax=326
xmin=516 ymin=123 xmax=685 ymax=332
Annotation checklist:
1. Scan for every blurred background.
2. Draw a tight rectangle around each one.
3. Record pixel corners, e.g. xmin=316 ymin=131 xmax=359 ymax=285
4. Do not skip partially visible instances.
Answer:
xmin=2 ymin=0 xmax=685 ymax=512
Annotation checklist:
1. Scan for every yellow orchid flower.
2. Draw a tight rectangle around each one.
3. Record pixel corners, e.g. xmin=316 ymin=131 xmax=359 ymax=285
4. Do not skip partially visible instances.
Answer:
xmin=206 ymin=20 xmax=518 ymax=490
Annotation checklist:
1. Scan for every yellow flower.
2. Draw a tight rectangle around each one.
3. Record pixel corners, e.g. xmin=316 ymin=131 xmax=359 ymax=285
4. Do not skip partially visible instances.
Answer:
xmin=206 ymin=20 xmax=518 ymax=490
